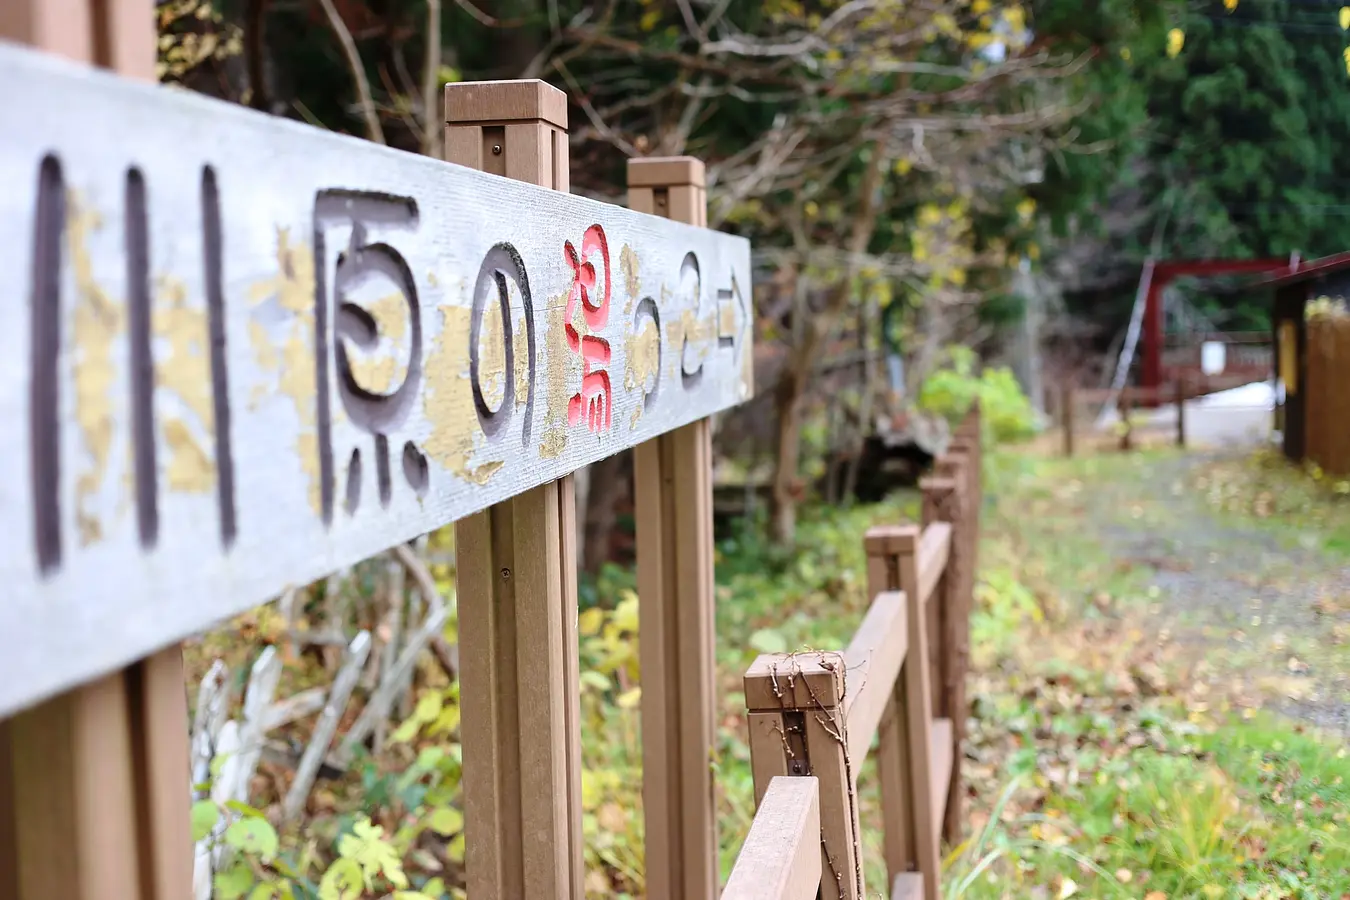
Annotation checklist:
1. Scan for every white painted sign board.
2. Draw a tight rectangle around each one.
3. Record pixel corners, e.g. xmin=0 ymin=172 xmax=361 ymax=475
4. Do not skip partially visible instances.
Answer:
xmin=0 ymin=42 xmax=753 ymax=717
xmin=1201 ymin=341 xmax=1226 ymax=376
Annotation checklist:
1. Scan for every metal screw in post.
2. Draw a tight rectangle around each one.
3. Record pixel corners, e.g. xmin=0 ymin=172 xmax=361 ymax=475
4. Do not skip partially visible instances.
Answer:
xmin=500 ymin=567 xmax=511 ymax=580
xmin=491 ymin=144 xmax=502 ymax=155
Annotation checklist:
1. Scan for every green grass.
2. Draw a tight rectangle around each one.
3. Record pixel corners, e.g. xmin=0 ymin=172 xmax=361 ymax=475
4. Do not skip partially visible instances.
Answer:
xmin=1192 ymin=448 xmax=1350 ymax=561
xmin=958 ymin=717 xmax=1350 ymax=900
xmin=934 ymin=447 xmax=1350 ymax=900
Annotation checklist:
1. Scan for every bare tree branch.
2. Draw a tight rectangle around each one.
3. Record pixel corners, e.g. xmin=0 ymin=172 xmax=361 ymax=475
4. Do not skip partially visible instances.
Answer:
xmin=420 ymin=0 xmax=442 ymax=155
xmin=317 ymin=0 xmax=385 ymax=143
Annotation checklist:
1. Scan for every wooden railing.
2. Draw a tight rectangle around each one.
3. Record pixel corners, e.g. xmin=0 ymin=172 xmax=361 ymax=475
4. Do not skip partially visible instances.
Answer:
xmin=1056 ymin=384 xmax=1191 ymax=456
xmin=0 ymin=5 xmax=756 ymax=898
xmin=726 ymin=407 xmax=982 ymax=900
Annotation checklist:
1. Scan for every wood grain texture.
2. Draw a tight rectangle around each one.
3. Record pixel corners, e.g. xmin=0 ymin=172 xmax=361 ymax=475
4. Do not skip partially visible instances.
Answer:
xmin=745 ymin=652 xmax=857 ymax=900
xmin=0 ymin=717 xmax=15 ymax=899
xmin=918 ymin=478 xmax=957 ymax=718
xmin=929 ymin=718 xmax=953 ymax=832
xmin=628 ymin=157 xmax=705 ymax=189
xmin=865 ymin=523 xmax=941 ymax=900
xmin=0 ymin=47 xmax=752 ymax=717
xmin=127 ymin=646 xmax=194 ymax=900
xmin=722 ymin=776 xmax=820 ymax=900
xmin=874 ymin=695 xmax=911 ymax=884
xmin=916 ymin=523 xmax=951 ymax=608
xmin=841 ymin=589 xmax=907 ymax=768
xmin=891 ymin=873 xmax=925 ymax=900
xmin=631 ymin=157 xmax=718 ymax=900
xmin=805 ymin=699 xmax=862 ymax=900
xmin=865 ymin=532 xmax=911 ymax=882
xmin=450 ymin=80 xmax=583 ymax=900
xmin=744 ymin=653 xmax=844 ymax=711
xmin=455 ymin=484 xmax=583 ymax=899
xmin=9 ymin=674 xmax=143 ymax=899
xmin=922 ymin=433 xmax=975 ymax=845
xmin=896 ymin=530 xmax=941 ymax=900
xmin=444 ymin=79 xmax=568 ymax=128
xmin=0 ymin=0 xmax=95 ymax=63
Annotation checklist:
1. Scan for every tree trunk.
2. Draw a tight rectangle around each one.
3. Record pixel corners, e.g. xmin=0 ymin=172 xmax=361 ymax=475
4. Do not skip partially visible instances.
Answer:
xmin=766 ymin=140 xmax=892 ymax=544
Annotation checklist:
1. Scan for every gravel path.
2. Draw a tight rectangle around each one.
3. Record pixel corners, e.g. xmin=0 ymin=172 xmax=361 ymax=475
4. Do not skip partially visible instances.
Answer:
xmin=1075 ymin=451 xmax=1350 ymax=734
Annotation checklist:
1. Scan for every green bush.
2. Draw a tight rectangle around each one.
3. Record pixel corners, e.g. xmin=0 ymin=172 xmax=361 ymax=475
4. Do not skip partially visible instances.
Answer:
xmin=917 ymin=345 xmax=1037 ymax=444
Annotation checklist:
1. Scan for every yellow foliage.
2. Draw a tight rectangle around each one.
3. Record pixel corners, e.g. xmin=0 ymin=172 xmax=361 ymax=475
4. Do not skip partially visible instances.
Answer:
xmin=639 ymin=8 xmax=661 ymax=31
xmin=613 ymin=590 xmax=639 ymax=633
xmin=1167 ymin=27 xmax=1185 ymax=58
xmin=894 ymin=158 xmax=912 ymax=176
xmin=156 ymin=0 xmax=242 ymax=81
xmin=972 ymin=0 xmax=992 ymax=13
xmin=1224 ymin=0 xmax=1238 ymax=10
xmin=579 ymin=607 xmax=605 ymax=637
xmin=933 ymin=13 xmax=962 ymax=40
xmin=1342 ymin=6 xmax=1350 ymax=30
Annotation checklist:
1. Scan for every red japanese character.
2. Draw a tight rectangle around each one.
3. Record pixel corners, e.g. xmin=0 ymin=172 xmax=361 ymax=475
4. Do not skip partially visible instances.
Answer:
xmin=563 ymin=224 xmax=611 ymax=351
xmin=562 ymin=224 xmax=614 ymax=433
xmin=568 ymin=370 xmax=613 ymax=432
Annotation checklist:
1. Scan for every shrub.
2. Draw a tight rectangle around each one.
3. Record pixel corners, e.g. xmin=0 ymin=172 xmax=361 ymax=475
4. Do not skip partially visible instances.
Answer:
xmin=917 ymin=345 xmax=1037 ymax=444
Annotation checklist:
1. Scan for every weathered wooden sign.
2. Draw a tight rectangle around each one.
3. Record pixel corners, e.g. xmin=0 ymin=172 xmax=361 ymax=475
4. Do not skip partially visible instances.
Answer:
xmin=0 ymin=42 xmax=753 ymax=717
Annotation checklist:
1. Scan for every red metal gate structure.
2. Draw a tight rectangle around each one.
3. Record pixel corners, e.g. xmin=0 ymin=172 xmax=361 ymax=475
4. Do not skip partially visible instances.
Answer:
xmin=1140 ymin=257 xmax=1299 ymax=399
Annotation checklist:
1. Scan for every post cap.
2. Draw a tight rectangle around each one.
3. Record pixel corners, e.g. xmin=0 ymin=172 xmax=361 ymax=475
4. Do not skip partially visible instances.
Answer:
xmin=627 ymin=156 xmax=706 ymax=189
xmin=744 ymin=652 xmax=845 ymax=711
xmin=864 ymin=524 xmax=920 ymax=557
xmin=918 ymin=475 xmax=958 ymax=495
xmin=444 ymin=79 xmax=568 ymax=129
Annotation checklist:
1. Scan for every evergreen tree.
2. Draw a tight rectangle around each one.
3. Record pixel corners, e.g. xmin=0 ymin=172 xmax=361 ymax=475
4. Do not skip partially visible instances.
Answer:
xmin=1144 ymin=0 xmax=1350 ymax=260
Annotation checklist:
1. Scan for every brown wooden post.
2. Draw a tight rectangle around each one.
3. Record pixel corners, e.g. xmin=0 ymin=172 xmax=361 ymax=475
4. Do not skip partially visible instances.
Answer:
xmin=629 ymin=158 xmax=718 ymax=900
xmin=866 ymin=526 xmax=941 ymax=900
xmin=744 ymin=654 xmax=862 ymax=900
xmin=919 ymin=468 xmax=968 ymax=845
xmin=1061 ymin=385 xmax=1075 ymax=457
xmin=0 ymin=4 xmax=194 ymax=899
xmin=965 ymin=404 xmax=982 ymax=577
xmin=1119 ymin=388 xmax=1133 ymax=452
xmin=446 ymin=81 xmax=584 ymax=900
xmin=1176 ymin=377 xmax=1187 ymax=448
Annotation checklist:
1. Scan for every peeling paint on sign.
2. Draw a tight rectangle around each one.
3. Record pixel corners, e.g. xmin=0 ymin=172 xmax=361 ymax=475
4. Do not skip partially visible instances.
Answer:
xmin=248 ymin=228 xmax=321 ymax=512
xmin=68 ymin=193 xmax=122 ymax=545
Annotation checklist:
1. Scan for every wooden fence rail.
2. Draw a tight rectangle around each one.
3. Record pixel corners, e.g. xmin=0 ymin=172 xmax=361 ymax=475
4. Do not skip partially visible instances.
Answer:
xmin=722 ymin=777 xmax=822 ymax=900
xmin=728 ymin=406 xmax=982 ymax=900
xmin=1057 ymin=383 xmax=1190 ymax=456
xmin=1304 ymin=314 xmax=1350 ymax=476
